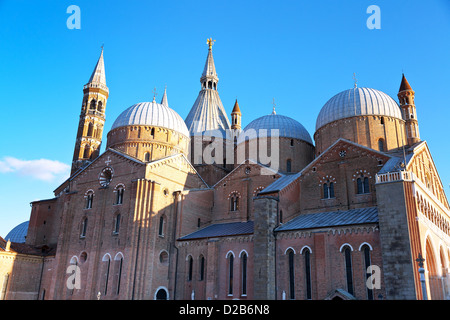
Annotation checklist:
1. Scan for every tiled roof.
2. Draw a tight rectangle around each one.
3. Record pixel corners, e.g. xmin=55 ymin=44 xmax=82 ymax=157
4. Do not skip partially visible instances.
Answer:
xmin=275 ymin=207 xmax=378 ymax=232
xmin=178 ymin=221 xmax=253 ymax=240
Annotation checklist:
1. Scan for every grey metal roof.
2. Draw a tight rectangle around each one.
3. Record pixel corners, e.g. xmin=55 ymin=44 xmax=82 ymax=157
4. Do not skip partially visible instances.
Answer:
xmin=5 ymin=221 xmax=29 ymax=243
xmin=111 ymin=101 xmax=190 ymax=137
xmin=258 ymin=173 xmax=300 ymax=195
xmin=275 ymin=207 xmax=378 ymax=232
xmin=178 ymin=221 xmax=253 ymax=240
xmin=237 ymin=113 xmax=313 ymax=145
xmin=316 ymin=87 xmax=402 ymax=131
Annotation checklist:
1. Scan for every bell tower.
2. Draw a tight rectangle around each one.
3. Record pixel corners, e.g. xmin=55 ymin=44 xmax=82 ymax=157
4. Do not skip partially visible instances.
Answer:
xmin=398 ymin=74 xmax=420 ymax=146
xmin=231 ymin=99 xmax=241 ymax=130
xmin=71 ymin=48 xmax=109 ymax=175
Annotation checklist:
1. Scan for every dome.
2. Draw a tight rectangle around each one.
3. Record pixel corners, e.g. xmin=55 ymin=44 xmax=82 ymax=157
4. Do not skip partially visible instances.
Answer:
xmin=315 ymin=87 xmax=402 ymax=131
xmin=111 ymin=101 xmax=190 ymax=138
xmin=5 ymin=221 xmax=28 ymax=243
xmin=237 ymin=113 xmax=313 ymax=145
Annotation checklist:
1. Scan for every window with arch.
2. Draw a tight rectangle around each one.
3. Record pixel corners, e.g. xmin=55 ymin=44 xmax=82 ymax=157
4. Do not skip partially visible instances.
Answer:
xmin=115 ymin=185 xmax=124 ymax=205
xmin=286 ymin=159 xmax=292 ymax=173
xmin=114 ymin=253 xmax=124 ymax=295
xmin=83 ymin=145 xmax=90 ymax=159
xmin=229 ymin=192 xmax=239 ymax=212
xmin=97 ymin=101 xmax=103 ymax=113
xmin=199 ymin=255 xmax=205 ymax=281
xmin=361 ymin=244 xmax=374 ymax=300
xmin=102 ymin=254 xmax=111 ymax=296
xmin=144 ymin=152 xmax=151 ymax=162
xmin=323 ymin=180 xmax=335 ymax=199
xmin=187 ymin=255 xmax=193 ymax=282
xmin=80 ymin=217 xmax=88 ymax=238
xmin=90 ymin=99 xmax=96 ymax=110
xmin=287 ymin=249 xmax=295 ymax=299
xmin=227 ymin=252 xmax=234 ymax=295
xmin=113 ymin=214 xmax=120 ymax=234
xmin=158 ymin=215 xmax=165 ymax=237
xmin=240 ymin=251 xmax=248 ymax=296
xmin=378 ymin=138 xmax=385 ymax=152
xmin=357 ymin=175 xmax=370 ymax=194
xmin=85 ymin=191 xmax=94 ymax=209
xmin=342 ymin=245 xmax=354 ymax=295
xmin=87 ymin=123 xmax=94 ymax=137
xmin=302 ymin=248 xmax=312 ymax=300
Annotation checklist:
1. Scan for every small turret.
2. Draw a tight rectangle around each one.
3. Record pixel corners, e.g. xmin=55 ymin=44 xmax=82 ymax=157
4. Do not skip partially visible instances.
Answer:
xmin=398 ymin=74 xmax=420 ymax=146
xmin=231 ymin=99 xmax=241 ymax=130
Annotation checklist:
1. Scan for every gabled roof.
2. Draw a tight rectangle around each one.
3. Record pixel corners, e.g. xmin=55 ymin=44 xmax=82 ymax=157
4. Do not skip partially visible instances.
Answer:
xmin=212 ymin=158 xmax=282 ymax=188
xmin=259 ymin=138 xmax=393 ymax=196
xmin=275 ymin=207 xmax=378 ymax=232
xmin=178 ymin=221 xmax=253 ymax=241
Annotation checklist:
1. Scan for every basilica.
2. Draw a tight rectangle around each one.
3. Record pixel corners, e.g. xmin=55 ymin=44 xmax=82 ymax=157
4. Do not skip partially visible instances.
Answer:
xmin=1 ymin=40 xmax=450 ymax=300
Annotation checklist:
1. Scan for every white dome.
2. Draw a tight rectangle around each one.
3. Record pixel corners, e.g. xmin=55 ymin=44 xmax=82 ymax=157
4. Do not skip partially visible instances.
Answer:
xmin=315 ymin=87 xmax=402 ymax=131
xmin=111 ymin=101 xmax=190 ymax=138
xmin=237 ymin=113 xmax=313 ymax=145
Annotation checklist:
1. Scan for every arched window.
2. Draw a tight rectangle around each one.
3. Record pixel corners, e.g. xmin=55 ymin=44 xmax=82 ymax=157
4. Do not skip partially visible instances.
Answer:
xmin=227 ymin=252 xmax=234 ymax=295
xmin=357 ymin=175 xmax=370 ymax=194
xmin=115 ymin=185 xmax=124 ymax=205
xmin=85 ymin=191 xmax=93 ymax=209
xmin=102 ymin=254 xmax=111 ymax=295
xmin=114 ymin=253 xmax=124 ymax=295
xmin=230 ymin=193 xmax=239 ymax=212
xmin=199 ymin=255 xmax=205 ymax=281
xmin=97 ymin=101 xmax=103 ymax=113
xmin=187 ymin=256 xmax=193 ymax=281
xmin=286 ymin=159 xmax=292 ymax=173
xmin=343 ymin=246 xmax=354 ymax=295
xmin=323 ymin=180 xmax=335 ymax=199
xmin=90 ymin=99 xmax=96 ymax=110
xmin=158 ymin=215 xmax=165 ymax=237
xmin=87 ymin=123 xmax=94 ymax=137
xmin=144 ymin=152 xmax=151 ymax=162
xmin=80 ymin=217 xmax=88 ymax=238
xmin=288 ymin=249 xmax=295 ymax=299
xmin=303 ymin=248 xmax=312 ymax=299
xmin=241 ymin=252 xmax=248 ymax=296
xmin=378 ymin=138 xmax=385 ymax=152
xmin=362 ymin=245 xmax=374 ymax=300
xmin=113 ymin=214 xmax=120 ymax=234
xmin=83 ymin=145 xmax=90 ymax=159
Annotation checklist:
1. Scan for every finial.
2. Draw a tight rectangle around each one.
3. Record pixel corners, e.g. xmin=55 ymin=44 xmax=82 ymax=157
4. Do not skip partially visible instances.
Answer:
xmin=152 ymin=87 xmax=157 ymax=102
xmin=353 ymin=73 xmax=358 ymax=88
xmin=272 ymin=98 xmax=276 ymax=114
xmin=207 ymin=38 xmax=216 ymax=50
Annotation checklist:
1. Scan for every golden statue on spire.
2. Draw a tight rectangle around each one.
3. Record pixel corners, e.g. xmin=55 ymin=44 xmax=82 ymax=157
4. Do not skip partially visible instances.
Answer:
xmin=207 ymin=38 xmax=215 ymax=50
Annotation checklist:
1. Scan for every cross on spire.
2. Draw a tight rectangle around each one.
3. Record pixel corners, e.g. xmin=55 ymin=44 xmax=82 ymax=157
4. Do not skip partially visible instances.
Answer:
xmin=152 ymin=87 xmax=158 ymax=102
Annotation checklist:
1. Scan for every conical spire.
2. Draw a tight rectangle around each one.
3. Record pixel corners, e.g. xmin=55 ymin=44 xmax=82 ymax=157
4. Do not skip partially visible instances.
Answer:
xmin=231 ymin=99 xmax=241 ymax=114
xmin=161 ymin=86 xmax=169 ymax=107
xmin=185 ymin=39 xmax=230 ymax=135
xmin=87 ymin=47 xmax=106 ymax=86
xmin=200 ymin=38 xmax=218 ymax=85
xmin=399 ymin=73 xmax=413 ymax=92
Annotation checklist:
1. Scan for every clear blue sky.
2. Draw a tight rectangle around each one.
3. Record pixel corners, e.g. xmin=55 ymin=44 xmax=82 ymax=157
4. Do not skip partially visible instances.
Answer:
xmin=0 ymin=0 xmax=449 ymax=238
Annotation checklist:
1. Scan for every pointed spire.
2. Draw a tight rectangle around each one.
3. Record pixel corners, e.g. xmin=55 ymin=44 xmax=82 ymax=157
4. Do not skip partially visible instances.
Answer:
xmin=201 ymin=38 xmax=218 ymax=86
xmin=399 ymin=73 xmax=413 ymax=92
xmin=232 ymin=99 xmax=241 ymax=114
xmin=161 ymin=86 xmax=169 ymax=107
xmin=87 ymin=47 xmax=106 ymax=86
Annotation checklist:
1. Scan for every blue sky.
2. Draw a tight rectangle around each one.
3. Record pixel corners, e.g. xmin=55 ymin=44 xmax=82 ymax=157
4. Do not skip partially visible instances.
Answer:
xmin=0 ymin=0 xmax=449 ymax=238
